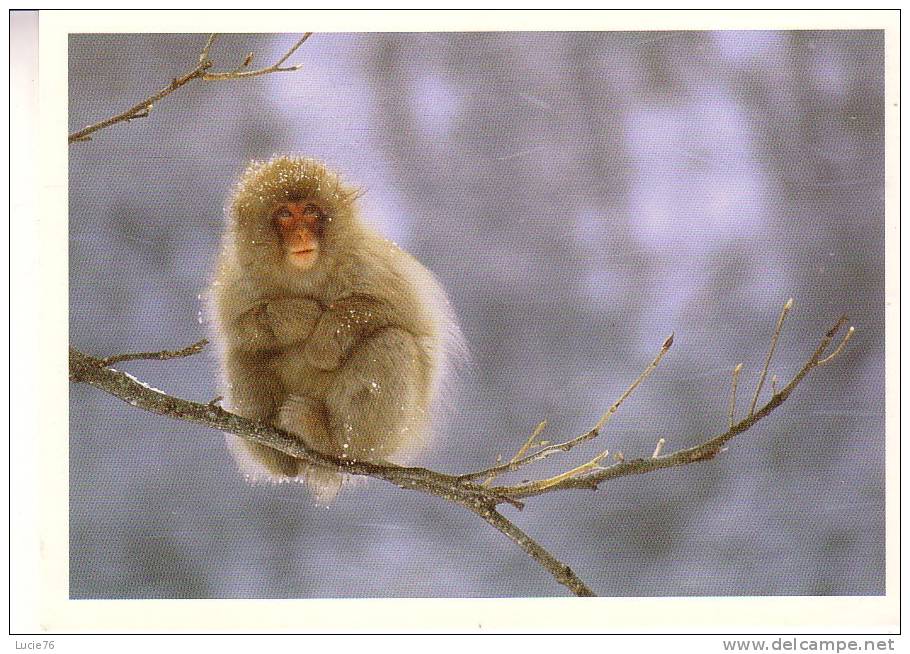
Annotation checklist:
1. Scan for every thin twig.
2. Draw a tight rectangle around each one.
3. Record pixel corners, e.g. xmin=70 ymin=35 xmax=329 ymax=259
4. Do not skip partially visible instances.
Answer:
xmin=273 ymin=33 xmax=311 ymax=67
xmin=202 ymin=33 xmax=312 ymax=80
xmin=817 ymin=326 xmax=854 ymax=366
xmin=459 ymin=334 xmax=673 ymax=482
xmin=482 ymin=420 xmax=547 ymax=486
xmin=68 ymin=59 xmax=207 ymax=143
xmin=651 ymin=438 xmax=665 ymax=458
xmin=515 ymin=449 xmax=610 ymax=493
xmin=494 ymin=315 xmax=851 ymax=500
xmin=593 ymin=333 xmax=674 ymax=431
xmin=199 ymin=33 xmax=217 ymax=64
xmin=98 ymin=339 xmax=210 ymax=367
xmin=728 ymin=362 xmax=743 ymax=429
xmin=749 ymin=298 xmax=793 ymax=415
xmin=69 ymin=33 xmax=311 ymax=143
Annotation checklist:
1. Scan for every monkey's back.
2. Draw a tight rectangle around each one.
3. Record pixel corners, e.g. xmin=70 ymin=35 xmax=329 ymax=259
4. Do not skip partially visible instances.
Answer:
xmin=330 ymin=231 xmax=454 ymax=392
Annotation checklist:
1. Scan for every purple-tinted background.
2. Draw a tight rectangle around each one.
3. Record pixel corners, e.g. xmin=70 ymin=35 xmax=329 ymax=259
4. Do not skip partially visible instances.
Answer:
xmin=69 ymin=32 xmax=885 ymax=598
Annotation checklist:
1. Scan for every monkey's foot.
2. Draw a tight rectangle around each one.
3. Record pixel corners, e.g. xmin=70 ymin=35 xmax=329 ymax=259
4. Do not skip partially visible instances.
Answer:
xmin=277 ymin=394 xmax=332 ymax=444
xmin=301 ymin=464 xmax=344 ymax=504
xmin=277 ymin=395 xmax=346 ymax=501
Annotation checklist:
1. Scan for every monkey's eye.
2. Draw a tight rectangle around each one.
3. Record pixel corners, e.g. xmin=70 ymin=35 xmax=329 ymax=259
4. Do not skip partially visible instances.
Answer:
xmin=302 ymin=204 xmax=323 ymax=220
xmin=273 ymin=206 xmax=292 ymax=221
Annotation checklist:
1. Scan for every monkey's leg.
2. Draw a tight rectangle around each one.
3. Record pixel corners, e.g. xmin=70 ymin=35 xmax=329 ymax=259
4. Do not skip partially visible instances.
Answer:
xmin=276 ymin=395 xmax=343 ymax=503
xmin=224 ymin=355 xmax=299 ymax=479
xmin=324 ymin=327 xmax=429 ymax=463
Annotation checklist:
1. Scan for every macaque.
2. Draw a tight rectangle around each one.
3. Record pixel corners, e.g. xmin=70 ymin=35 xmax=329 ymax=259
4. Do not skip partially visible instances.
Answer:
xmin=209 ymin=156 xmax=461 ymax=502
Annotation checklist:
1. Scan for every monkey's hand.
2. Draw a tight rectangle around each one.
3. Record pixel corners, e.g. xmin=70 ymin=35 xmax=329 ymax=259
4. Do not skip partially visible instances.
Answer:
xmin=265 ymin=297 xmax=323 ymax=347
xmin=230 ymin=304 xmax=278 ymax=352
xmin=304 ymin=296 xmax=391 ymax=371
xmin=303 ymin=315 xmax=345 ymax=371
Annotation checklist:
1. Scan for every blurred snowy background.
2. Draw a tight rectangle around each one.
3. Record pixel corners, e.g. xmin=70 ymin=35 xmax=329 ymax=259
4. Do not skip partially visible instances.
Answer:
xmin=69 ymin=31 xmax=885 ymax=598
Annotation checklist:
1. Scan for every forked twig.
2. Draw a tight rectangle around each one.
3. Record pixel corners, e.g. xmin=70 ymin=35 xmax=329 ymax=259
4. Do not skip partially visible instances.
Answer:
xmin=749 ymin=298 xmax=793 ymax=415
xmin=202 ymin=33 xmax=312 ymax=80
xmin=817 ymin=326 xmax=854 ymax=366
xmin=482 ymin=419 xmax=548 ymax=486
xmin=514 ymin=449 xmax=611 ymax=493
xmin=492 ymin=313 xmax=853 ymax=500
xmin=69 ymin=33 xmax=311 ymax=143
xmin=459 ymin=333 xmax=674 ymax=482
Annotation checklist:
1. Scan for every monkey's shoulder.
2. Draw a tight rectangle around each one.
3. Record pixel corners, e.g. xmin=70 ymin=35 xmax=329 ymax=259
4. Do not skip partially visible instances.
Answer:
xmin=341 ymin=238 xmax=444 ymax=297
xmin=327 ymin=237 xmax=452 ymax=335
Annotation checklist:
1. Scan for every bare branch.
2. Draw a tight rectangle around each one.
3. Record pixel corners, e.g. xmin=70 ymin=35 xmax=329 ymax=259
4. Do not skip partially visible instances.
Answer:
xmin=69 ymin=310 xmax=851 ymax=596
xmin=273 ymin=33 xmax=312 ymax=67
xmin=68 ymin=345 xmax=611 ymax=596
xmin=482 ymin=419 xmax=547 ymax=486
xmin=201 ymin=33 xmax=312 ymax=80
xmin=98 ymin=339 xmax=209 ymax=367
xmin=459 ymin=333 xmax=674 ymax=483
xmin=199 ymin=33 xmax=218 ymax=64
xmin=749 ymin=298 xmax=793 ymax=415
xmin=515 ymin=449 xmax=611 ymax=493
xmin=728 ymin=362 xmax=743 ymax=429
xmin=72 ymin=346 xmax=493 ymax=494
xmin=817 ymin=325 xmax=854 ymax=366
xmin=494 ymin=315 xmax=851 ymax=500
xmin=469 ymin=507 xmax=595 ymax=597
xmin=69 ymin=33 xmax=311 ymax=143
xmin=594 ymin=332 xmax=674 ymax=431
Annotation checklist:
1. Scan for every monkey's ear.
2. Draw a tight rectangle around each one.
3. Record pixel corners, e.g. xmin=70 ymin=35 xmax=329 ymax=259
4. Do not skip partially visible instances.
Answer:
xmin=343 ymin=186 xmax=366 ymax=205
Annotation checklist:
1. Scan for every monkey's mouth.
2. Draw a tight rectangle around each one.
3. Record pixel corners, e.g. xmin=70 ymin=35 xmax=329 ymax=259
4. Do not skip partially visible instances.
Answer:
xmin=289 ymin=248 xmax=319 ymax=269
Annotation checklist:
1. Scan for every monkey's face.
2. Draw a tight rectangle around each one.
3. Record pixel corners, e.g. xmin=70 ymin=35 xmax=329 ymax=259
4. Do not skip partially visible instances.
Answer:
xmin=272 ymin=201 xmax=325 ymax=271
xmin=231 ymin=157 xmax=361 ymax=283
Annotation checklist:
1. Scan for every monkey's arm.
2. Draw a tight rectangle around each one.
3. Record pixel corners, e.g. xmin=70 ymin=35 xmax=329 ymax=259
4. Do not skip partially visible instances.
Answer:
xmin=224 ymin=297 xmax=323 ymax=353
xmin=265 ymin=297 xmax=324 ymax=346
xmin=304 ymin=294 xmax=409 ymax=371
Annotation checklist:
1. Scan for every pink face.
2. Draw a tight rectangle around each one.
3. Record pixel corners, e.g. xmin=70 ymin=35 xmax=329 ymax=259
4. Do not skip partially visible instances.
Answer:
xmin=272 ymin=201 xmax=324 ymax=270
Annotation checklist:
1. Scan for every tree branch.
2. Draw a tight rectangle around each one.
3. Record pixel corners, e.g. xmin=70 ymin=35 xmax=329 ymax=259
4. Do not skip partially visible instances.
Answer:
xmin=98 ymin=338 xmax=209 ymax=367
xmin=469 ymin=507 xmax=595 ymax=597
xmin=459 ymin=333 xmax=674 ymax=483
xmin=201 ymin=33 xmax=312 ymax=80
xmin=492 ymin=313 xmax=852 ymax=500
xmin=68 ymin=305 xmax=852 ymax=596
xmin=69 ymin=346 xmax=611 ymax=596
xmin=68 ymin=33 xmax=311 ymax=143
